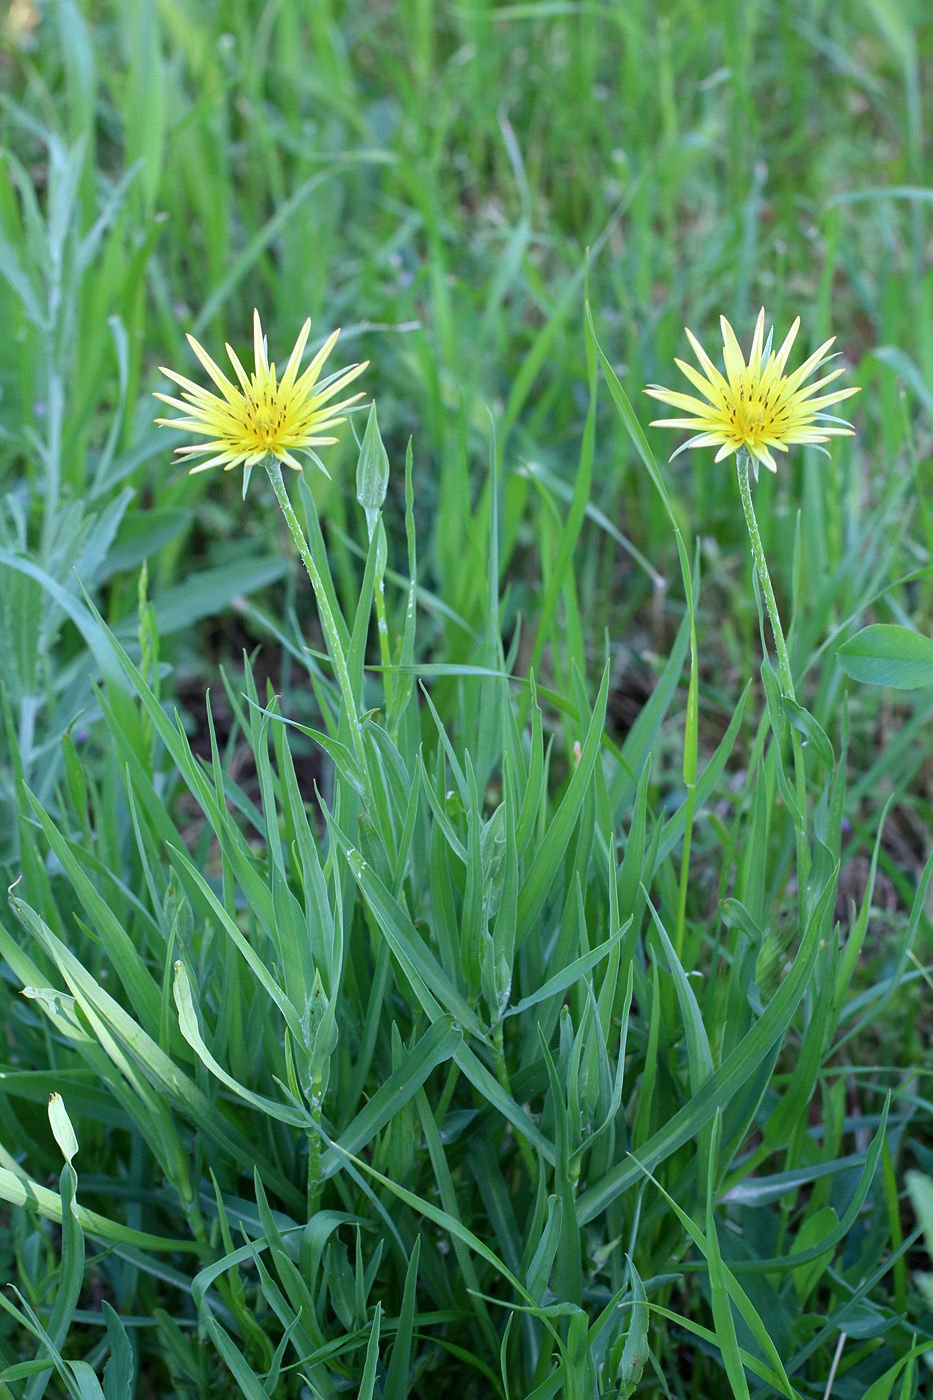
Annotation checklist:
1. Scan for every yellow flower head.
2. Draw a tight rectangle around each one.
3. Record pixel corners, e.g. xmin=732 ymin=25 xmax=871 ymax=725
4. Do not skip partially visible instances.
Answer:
xmin=645 ymin=309 xmax=859 ymax=475
xmin=154 ymin=310 xmax=368 ymax=476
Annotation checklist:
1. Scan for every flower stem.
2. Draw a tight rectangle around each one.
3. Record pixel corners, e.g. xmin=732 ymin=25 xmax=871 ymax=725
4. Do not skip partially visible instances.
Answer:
xmin=735 ymin=450 xmax=794 ymax=699
xmin=265 ymin=459 xmax=370 ymax=791
xmin=735 ymin=447 xmax=811 ymax=918
xmin=371 ymin=521 xmax=394 ymax=711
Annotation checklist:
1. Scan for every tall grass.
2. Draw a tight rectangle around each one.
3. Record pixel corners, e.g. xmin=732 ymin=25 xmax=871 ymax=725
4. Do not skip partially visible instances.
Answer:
xmin=1 ymin=1 xmax=932 ymax=1396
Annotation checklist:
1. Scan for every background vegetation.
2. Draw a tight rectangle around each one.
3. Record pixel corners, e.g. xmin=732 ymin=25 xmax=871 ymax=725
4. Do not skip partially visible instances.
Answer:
xmin=1 ymin=0 xmax=933 ymax=1396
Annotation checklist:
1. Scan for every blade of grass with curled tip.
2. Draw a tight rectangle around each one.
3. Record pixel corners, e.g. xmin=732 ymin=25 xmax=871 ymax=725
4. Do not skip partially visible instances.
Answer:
xmin=8 ymin=892 xmax=303 ymax=1210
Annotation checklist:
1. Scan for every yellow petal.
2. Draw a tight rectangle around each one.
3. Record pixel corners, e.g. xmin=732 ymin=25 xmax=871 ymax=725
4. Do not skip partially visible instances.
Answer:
xmin=719 ymin=316 xmax=748 ymax=389
xmin=782 ymin=336 xmax=837 ymax=391
xmin=186 ymin=335 xmax=240 ymax=403
xmin=747 ymin=308 xmax=766 ymax=378
xmin=296 ymin=327 xmax=342 ymax=393
xmin=225 ymin=343 xmax=252 ymax=394
xmin=280 ymin=318 xmax=313 ymax=392
xmin=684 ymin=327 xmax=730 ymax=396
xmin=771 ymin=317 xmax=801 ymax=375
xmin=673 ymin=356 xmax=727 ymax=405
xmin=644 ymin=386 xmax=718 ymax=416
xmin=253 ymin=309 xmax=269 ymax=374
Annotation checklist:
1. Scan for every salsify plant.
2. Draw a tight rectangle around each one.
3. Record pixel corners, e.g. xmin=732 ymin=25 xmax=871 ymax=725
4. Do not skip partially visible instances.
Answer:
xmin=0 ymin=305 xmax=928 ymax=1400
xmin=156 ymin=312 xmax=374 ymax=801
xmin=644 ymin=307 xmax=859 ymax=475
xmin=646 ymin=310 xmax=860 ymax=931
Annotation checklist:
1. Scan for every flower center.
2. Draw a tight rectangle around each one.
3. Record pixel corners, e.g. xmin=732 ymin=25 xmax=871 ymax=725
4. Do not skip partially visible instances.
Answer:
xmin=735 ymin=398 xmax=766 ymax=439
xmin=243 ymin=387 xmax=286 ymax=447
xmin=253 ymin=404 xmax=279 ymax=441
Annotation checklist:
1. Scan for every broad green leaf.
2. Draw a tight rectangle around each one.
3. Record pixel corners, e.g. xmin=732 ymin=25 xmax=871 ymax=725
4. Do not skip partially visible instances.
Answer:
xmin=838 ymin=623 xmax=933 ymax=689
xmin=148 ymin=557 xmax=288 ymax=635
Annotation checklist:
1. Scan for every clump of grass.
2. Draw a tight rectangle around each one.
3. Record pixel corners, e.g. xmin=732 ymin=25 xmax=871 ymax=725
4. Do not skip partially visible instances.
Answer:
xmin=1 ymin=2 xmax=933 ymax=1397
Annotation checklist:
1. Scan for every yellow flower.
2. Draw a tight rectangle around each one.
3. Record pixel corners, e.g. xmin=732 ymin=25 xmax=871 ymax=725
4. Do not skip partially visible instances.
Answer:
xmin=645 ymin=309 xmax=858 ymax=475
xmin=155 ymin=310 xmax=368 ymax=475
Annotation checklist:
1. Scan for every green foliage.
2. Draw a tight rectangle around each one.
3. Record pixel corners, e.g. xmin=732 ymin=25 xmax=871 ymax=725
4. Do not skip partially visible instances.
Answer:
xmin=1 ymin=1 xmax=933 ymax=1397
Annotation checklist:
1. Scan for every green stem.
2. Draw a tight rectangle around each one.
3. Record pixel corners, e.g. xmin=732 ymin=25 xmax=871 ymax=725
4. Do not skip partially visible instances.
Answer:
xmin=735 ymin=447 xmax=811 ymax=918
xmin=39 ymin=362 xmax=64 ymax=563
xmin=307 ymin=1094 xmax=322 ymax=1215
xmin=735 ymin=449 xmax=794 ymax=699
xmin=371 ymin=519 xmax=394 ymax=713
xmin=492 ymin=1022 xmax=537 ymax=1185
xmin=264 ymin=459 xmax=369 ymax=791
xmin=673 ymin=614 xmax=698 ymax=965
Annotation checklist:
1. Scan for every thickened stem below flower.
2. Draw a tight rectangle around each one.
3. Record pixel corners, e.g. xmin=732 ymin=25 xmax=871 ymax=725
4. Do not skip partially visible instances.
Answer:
xmin=735 ymin=446 xmax=811 ymax=916
xmin=735 ymin=448 xmax=794 ymax=701
xmin=265 ymin=458 xmax=369 ymax=791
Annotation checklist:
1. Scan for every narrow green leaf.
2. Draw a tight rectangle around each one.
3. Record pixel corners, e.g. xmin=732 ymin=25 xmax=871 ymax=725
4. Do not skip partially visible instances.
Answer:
xmin=326 ymin=809 xmax=484 ymax=1035
xmin=357 ymin=1304 xmax=382 ymax=1400
xmin=704 ymin=1116 xmax=752 ymax=1400
xmin=617 ymin=1257 xmax=649 ymax=1395
xmin=9 ymin=894 xmax=301 ymax=1211
xmin=172 ymin=961 xmax=311 ymax=1127
xmin=320 ymin=1018 xmax=462 ymax=1179
xmin=644 ymin=899 xmax=713 ymax=1093
xmin=22 ymin=1161 xmax=83 ymax=1400
xmin=383 ymin=1236 xmax=420 ymax=1400
xmin=24 ymin=788 xmax=162 ymax=1038
xmin=356 ymin=401 xmax=390 ymax=536
xmin=201 ymin=1317 xmax=269 ymax=1400
xmin=0 ymin=1160 xmax=203 ymax=1257
xmin=503 ymin=920 xmax=630 ymax=1020
xmin=524 ymin=1195 xmax=564 ymax=1306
